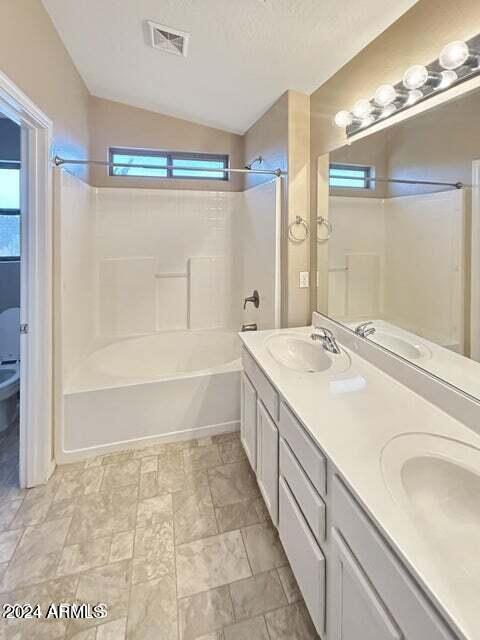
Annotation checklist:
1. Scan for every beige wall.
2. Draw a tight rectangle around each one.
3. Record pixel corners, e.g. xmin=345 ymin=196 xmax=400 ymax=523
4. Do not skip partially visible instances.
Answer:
xmin=89 ymin=97 xmax=244 ymax=192
xmin=330 ymin=132 xmax=389 ymax=199
xmin=386 ymin=91 xmax=480 ymax=197
xmin=0 ymin=0 xmax=90 ymax=181
xmin=243 ymin=93 xmax=289 ymax=190
xmin=243 ymin=91 xmax=311 ymax=327
xmin=287 ymin=92 xmax=311 ymax=327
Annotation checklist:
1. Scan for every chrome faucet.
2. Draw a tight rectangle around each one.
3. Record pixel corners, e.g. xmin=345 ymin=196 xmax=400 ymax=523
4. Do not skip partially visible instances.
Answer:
xmin=354 ymin=321 xmax=376 ymax=338
xmin=311 ymin=326 xmax=341 ymax=355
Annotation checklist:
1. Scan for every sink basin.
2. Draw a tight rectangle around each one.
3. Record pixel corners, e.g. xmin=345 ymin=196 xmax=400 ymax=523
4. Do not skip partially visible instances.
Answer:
xmin=265 ymin=333 xmax=351 ymax=374
xmin=370 ymin=331 xmax=431 ymax=361
xmin=381 ymin=433 xmax=480 ymax=576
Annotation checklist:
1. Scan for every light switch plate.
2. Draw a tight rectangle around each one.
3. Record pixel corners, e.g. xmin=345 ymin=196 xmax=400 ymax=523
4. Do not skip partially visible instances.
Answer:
xmin=299 ymin=271 xmax=309 ymax=288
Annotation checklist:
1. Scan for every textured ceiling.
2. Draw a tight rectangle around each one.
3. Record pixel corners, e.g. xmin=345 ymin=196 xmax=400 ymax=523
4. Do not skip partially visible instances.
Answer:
xmin=41 ymin=0 xmax=419 ymax=133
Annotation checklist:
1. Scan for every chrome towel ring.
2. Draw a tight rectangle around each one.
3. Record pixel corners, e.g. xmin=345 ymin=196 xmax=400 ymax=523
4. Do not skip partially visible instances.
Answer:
xmin=317 ymin=216 xmax=332 ymax=243
xmin=288 ymin=216 xmax=309 ymax=243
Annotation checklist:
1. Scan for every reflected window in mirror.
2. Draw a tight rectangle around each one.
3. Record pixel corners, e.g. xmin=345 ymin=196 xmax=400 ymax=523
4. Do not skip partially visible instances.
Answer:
xmin=329 ymin=163 xmax=374 ymax=190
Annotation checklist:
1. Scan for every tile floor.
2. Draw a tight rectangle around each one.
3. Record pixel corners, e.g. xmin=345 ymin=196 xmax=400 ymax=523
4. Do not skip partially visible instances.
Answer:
xmin=0 ymin=426 xmax=319 ymax=639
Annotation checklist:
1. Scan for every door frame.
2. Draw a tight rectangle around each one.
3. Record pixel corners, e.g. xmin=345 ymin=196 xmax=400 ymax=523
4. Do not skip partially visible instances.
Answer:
xmin=471 ymin=160 xmax=480 ymax=361
xmin=0 ymin=70 xmax=54 ymax=487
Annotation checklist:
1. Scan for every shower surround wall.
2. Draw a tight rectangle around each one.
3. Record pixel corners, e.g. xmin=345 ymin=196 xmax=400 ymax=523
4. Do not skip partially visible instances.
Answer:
xmin=55 ymin=170 xmax=280 ymax=460
xmin=328 ymin=189 xmax=465 ymax=349
xmin=95 ymin=188 xmax=237 ymax=338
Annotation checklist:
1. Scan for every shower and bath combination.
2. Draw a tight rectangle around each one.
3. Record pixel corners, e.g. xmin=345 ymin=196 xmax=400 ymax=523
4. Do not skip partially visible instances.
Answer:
xmin=55 ymin=153 xmax=283 ymax=459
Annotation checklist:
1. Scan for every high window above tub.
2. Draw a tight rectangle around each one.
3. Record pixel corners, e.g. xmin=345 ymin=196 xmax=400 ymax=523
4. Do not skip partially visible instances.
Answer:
xmin=109 ymin=147 xmax=229 ymax=181
xmin=329 ymin=163 xmax=374 ymax=190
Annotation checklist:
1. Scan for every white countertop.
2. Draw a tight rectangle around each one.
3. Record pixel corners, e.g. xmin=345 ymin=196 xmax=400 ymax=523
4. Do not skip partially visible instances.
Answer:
xmin=240 ymin=325 xmax=480 ymax=640
xmin=346 ymin=318 xmax=480 ymax=400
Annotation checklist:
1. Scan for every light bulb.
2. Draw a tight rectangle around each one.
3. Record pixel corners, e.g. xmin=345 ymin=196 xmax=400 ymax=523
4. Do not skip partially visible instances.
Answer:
xmin=352 ymin=99 xmax=373 ymax=119
xmin=361 ymin=115 xmax=375 ymax=128
xmin=439 ymin=41 xmax=469 ymax=70
xmin=438 ymin=69 xmax=458 ymax=89
xmin=374 ymin=84 xmax=397 ymax=107
xmin=405 ymin=89 xmax=423 ymax=106
xmin=334 ymin=110 xmax=353 ymax=128
xmin=403 ymin=65 xmax=428 ymax=90
xmin=380 ymin=104 xmax=396 ymax=119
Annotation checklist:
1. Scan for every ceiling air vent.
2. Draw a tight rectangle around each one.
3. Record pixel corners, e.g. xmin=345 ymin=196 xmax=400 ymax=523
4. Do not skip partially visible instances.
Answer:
xmin=147 ymin=21 xmax=190 ymax=57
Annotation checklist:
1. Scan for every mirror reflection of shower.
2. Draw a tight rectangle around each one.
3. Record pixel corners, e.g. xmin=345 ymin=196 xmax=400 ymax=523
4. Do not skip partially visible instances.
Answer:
xmin=245 ymin=155 xmax=263 ymax=170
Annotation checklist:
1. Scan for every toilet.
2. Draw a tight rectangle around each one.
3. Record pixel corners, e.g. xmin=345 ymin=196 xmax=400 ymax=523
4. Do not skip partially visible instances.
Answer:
xmin=0 ymin=308 xmax=20 ymax=433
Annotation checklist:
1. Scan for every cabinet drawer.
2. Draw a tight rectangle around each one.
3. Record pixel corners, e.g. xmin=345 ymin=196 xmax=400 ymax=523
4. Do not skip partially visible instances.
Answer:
xmin=279 ymin=402 xmax=326 ymax=496
xmin=332 ymin=476 xmax=455 ymax=640
xmin=279 ymin=477 xmax=325 ymax=636
xmin=280 ymin=438 xmax=325 ymax=544
xmin=242 ymin=348 xmax=279 ymax=422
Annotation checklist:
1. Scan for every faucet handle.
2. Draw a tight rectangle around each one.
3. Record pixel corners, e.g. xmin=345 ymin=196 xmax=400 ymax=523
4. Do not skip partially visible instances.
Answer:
xmin=355 ymin=321 xmax=373 ymax=333
xmin=312 ymin=326 xmax=332 ymax=338
xmin=355 ymin=321 xmax=376 ymax=338
xmin=243 ymin=290 xmax=260 ymax=309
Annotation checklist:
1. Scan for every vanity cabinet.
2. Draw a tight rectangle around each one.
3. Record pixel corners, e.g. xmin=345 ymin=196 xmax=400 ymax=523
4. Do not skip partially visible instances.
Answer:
xmin=256 ymin=400 xmax=279 ymax=524
xmin=241 ymin=348 xmax=280 ymax=524
xmin=330 ymin=476 xmax=455 ymax=640
xmin=279 ymin=476 xmax=326 ymax=634
xmin=240 ymin=372 xmax=257 ymax=470
xmin=240 ymin=345 xmax=457 ymax=640
xmin=330 ymin=527 xmax=402 ymax=640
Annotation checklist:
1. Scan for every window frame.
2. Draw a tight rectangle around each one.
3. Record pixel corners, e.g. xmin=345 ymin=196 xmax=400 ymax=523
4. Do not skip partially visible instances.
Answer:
xmin=108 ymin=147 xmax=229 ymax=181
xmin=329 ymin=163 xmax=374 ymax=191
xmin=0 ymin=159 xmax=21 ymax=261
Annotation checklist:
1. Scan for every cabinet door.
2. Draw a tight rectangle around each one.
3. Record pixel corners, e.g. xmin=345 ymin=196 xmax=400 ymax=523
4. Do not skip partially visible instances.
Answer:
xmin=256 ymin=399 xmax=279 ymax=525
xmin=241 ymin=372 xmax=257 ymax=471
xmin=331 ymin=527 xmax=402 ymax=640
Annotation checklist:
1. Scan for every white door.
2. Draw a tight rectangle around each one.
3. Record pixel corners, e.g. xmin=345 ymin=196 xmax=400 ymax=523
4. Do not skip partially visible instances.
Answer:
xmin=240 ymin=372 xmax=257 ymax=470
xmin=256 ymin=399 xmax=279 ymax=524
xmin=330 ymin=528 xmax=402 ymax=640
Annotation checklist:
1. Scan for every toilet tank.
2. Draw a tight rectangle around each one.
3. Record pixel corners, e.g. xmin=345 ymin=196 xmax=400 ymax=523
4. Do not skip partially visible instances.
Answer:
xmin=0 ymin=307 xmax=20 ymax=361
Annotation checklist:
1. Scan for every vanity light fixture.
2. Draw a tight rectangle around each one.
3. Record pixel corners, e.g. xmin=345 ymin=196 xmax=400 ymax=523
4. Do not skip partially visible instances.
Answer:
xmin=374 ymin=84 xmax=397 ymax=107
xmin=333 ymin=32 xmax=480 ymax=135
xmin=334 ymin=110 xmax=355 ymax=128
xmin=361 ymin=115 xmax=376 ymax=127
xmin=403 ymin=65 xmax=442 ymax=90
xmin=439 ymin=40 xmax=478 ymax=70
xmin=374 ymin=84 xmax=410 ymax=107
xmin=405 ymin=89 xmax=423 ymax=106
xmin=352 ymin=98 xmax=374 ymax=119
xmin=379 ymin=104 xmax=396 ymax=119
xmin=438 ymin=70 xmax=458 ymax=89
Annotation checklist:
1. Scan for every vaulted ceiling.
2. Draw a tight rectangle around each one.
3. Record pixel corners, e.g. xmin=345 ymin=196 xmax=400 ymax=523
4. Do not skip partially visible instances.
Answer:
xmin=42 ymin=0 xmax=419 ymax=133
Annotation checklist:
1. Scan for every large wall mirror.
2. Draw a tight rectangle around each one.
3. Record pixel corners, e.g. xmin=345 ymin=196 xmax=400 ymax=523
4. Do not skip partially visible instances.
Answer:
xmin=317 ymin=85 xmax=480 ymax=400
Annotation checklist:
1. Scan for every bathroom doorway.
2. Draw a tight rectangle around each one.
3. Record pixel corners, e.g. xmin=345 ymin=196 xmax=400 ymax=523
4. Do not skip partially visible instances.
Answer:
xmin=0 ymin=112 xmax=21 ymax=495
xmin=0 ymin=70 xmax=54 ymax=489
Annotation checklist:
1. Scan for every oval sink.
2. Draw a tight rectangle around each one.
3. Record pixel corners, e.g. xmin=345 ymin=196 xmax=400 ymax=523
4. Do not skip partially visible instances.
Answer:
xmin=265 ymin=334 xmax=351 ymax=374
xmin=381 ymin=433 xmax=480 ymax=579
xmin=370 ymin=331 xmax=431 ymax=361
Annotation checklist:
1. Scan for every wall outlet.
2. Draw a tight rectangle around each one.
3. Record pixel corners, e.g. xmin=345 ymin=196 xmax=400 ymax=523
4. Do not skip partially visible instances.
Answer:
xmin=299 ymin=271 xmax=309 ymax=288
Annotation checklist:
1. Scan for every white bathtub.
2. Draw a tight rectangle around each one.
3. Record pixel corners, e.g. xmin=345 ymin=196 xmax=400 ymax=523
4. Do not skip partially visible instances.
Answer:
xmin=61 ymin=330 xmax=241 ymax=461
